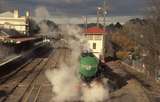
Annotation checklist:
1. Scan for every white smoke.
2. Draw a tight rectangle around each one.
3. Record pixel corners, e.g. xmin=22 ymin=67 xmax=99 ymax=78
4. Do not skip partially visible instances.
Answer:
xmin=45 ymin=24 xmax=110 ymax=102
xmin=46 ymin=63 xmax=80 ymax=101
xmin=81 ymin=80 xmax=110 ymax=102
xmin=33 ymin=4 xmax=110 ymax=102
xmin=46 ymin=25 xmax=84 ymax=101
xmin=39 ymin=22 xmax=50 ymax=34
xmin=34 ymin=6 xmax=61 ymax=40
xmin=34 ymin=6 xmax=50 ymax=22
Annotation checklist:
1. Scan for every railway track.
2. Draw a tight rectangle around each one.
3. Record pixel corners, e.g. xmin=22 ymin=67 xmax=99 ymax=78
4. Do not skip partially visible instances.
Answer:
xmin=0 ymin=47 xmax=52 ymax=102
xmin=0 ymin=47 xmax=52 ymax=84
xmin=0 ymin=48 xmax=153 ymax=102
xmin=0 ymin=48 xmax=68 ymax=102
xmin=24 ymin=49 xmax=68 ymax=102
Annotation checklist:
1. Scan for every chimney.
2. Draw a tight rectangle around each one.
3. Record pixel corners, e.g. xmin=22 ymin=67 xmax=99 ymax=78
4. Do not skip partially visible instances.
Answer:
xmin=14 ymin=9 xmax=19 ymax=18
xmin=25 ymin=10 xmax=30 ymax=17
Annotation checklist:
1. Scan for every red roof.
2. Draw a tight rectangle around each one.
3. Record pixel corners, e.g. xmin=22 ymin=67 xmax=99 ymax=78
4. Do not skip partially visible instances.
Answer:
xmin=85 ymin=27 xmax=106 ymax=35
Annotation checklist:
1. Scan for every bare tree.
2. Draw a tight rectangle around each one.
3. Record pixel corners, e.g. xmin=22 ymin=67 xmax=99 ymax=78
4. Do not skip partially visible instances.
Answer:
xmin=122 ymin=0 xmax=160 ymax=79
xmin=142 ymin=0 xmax=160 ymax=79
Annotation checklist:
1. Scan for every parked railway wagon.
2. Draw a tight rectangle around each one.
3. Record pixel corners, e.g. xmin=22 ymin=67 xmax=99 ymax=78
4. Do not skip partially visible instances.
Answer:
xmin=0 ymin=29 xmax=44 ymax=49
xmin=1 ymin=36 xmax=43 ymax=50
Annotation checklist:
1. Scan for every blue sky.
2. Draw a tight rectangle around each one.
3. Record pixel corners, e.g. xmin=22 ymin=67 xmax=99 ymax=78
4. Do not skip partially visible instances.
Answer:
xmin=0 ymin=0 xmax=148 ymax=16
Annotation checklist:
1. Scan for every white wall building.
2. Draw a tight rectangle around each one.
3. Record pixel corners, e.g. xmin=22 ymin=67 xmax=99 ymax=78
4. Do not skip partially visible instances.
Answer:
xmin=84 ymin=27 xmax=106 ymax=58
xmin=0 ymin=9 xmax=30 ymax=34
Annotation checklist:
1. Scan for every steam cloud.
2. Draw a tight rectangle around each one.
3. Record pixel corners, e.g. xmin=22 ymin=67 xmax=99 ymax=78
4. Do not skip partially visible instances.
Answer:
xmin=45 ymin=25 xmax=110 ymax=102
xmin=45 ymin=25 xmax=84 ymax=101
xmin=81 ymin=80 xmax=109 ymax=102
xmin=34 ymin=6 xmax=50 ymax=22
xmin=36 ymin=6 xmax=110 ymax=102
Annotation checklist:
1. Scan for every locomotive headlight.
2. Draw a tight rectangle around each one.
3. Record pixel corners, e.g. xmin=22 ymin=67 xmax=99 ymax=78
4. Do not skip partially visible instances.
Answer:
xmin=86 ymin=65 xmax=92 ymax=70
xmin=10 ymin=40 xmax=14 ymax=43
xmin=82 ymin=64 xmax=93 ymax=70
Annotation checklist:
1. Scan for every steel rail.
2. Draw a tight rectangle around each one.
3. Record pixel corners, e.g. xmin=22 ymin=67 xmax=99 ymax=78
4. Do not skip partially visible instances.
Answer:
xmin=1 ymin=59 xmax=44 ymax=102
xmin=1 ymin=48 xmax=52 ymax=102
xmin=18 ymin=49 xmax=57 ymax=102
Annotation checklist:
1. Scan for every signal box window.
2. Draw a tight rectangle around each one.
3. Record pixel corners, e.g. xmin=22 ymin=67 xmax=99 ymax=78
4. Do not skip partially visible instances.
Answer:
xmin=93 ymin=43 xmax=96 ymax=49
xmin=94 ymin=35 xmax=101 ymax=40
xmin=87 ymin=35 xmax=93 ymax=40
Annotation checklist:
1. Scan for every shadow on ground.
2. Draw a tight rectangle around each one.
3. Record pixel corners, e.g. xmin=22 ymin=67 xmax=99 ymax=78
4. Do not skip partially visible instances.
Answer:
xmin=100 ymin=62 xmax=132 ymax=91
xmin=0 ymin=90 xmax=7 ymax=98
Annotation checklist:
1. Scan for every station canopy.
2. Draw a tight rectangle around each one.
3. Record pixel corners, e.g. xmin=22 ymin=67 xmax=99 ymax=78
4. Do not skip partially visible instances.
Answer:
xmin=0 ymin=28 xmax=21 ymax=37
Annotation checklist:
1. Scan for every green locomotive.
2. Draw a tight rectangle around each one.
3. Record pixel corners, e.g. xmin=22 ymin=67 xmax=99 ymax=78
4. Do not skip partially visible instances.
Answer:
xmin=79 ymin=52 xmax=100 ymax=82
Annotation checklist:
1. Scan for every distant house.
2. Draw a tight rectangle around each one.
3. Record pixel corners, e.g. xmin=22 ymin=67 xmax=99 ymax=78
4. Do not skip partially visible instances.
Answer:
xmin=84 ymin=27 xmax=106 ymax=58
xmin=0 ymin=9 xmax=30 ymax=34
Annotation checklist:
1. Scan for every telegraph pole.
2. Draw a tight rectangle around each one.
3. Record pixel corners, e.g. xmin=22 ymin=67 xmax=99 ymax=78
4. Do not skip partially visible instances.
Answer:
xmin=97 ymin=7 xmax=101 ymax=28
xmin=85 ymin=16 xmax=88 ymax=32
xmin=82 ymin=16 xmax=88 ymax=32
xmin=103 ymin=0 xmax=107 ymax=32
xmin=96 ymin=0 xmax=108 ymax=60
xmin=102 ymin=0 xmax=107 ymax=59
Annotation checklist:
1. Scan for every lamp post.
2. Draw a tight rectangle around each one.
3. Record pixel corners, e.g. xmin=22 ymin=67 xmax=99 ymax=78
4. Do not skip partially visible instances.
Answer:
xmin=97 ymin=7 xmax=102 ymax=28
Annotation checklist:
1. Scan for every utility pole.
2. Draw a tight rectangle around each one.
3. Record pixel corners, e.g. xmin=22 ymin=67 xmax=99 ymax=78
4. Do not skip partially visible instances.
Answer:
xmin=102 ymin=0 xmax=107 ymax=59
xmin=96 ymin=0 xmax=108 ymax=60
xmin=97 ymin=7 xmax=101 ymax=28
xmin=85 ymin=16 xmax=88 ymax=32
xmin=103 ymin=0 xmax=107 ymax=32
xmin=82 ymin=16 xmax=88 ymax=32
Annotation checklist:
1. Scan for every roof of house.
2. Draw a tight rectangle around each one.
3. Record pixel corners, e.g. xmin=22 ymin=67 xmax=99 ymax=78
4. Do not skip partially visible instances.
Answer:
xmin=84 ymin=27 xmax=106 ymax=35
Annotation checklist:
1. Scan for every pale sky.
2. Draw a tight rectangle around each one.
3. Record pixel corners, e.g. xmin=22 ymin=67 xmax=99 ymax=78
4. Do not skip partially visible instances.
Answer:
xmin=0 ymin=0 xmax=148 ymax=16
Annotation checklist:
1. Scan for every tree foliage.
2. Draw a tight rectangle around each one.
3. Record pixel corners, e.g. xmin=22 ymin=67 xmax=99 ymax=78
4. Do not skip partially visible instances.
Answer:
xmin=116 ymin=0 xmax=160 ymax=78
xmin=111 ymin=32 xmax=135 ymax=51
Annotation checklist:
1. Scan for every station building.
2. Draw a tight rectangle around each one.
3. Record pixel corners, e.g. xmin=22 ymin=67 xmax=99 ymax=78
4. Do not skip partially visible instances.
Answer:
xmin=0 ymin=9 xmax=30 ymax=34
xmin=84 ymin=27 xmax=106 ymax=58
